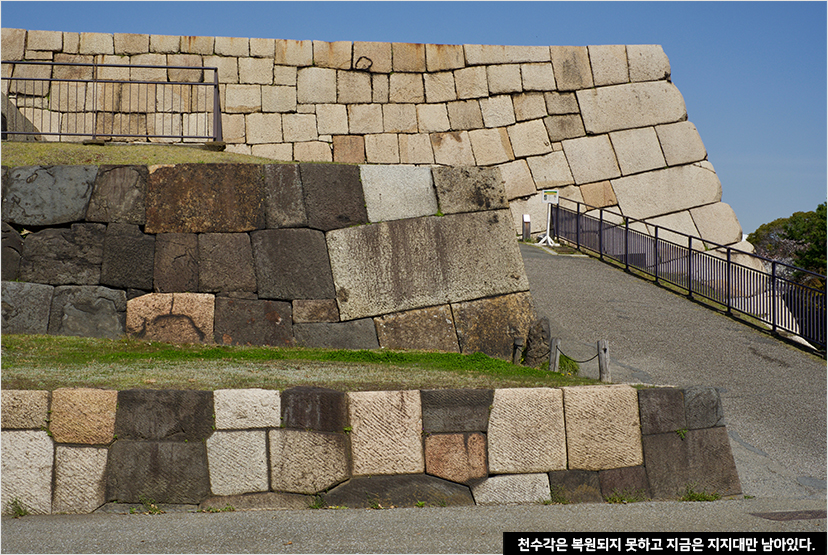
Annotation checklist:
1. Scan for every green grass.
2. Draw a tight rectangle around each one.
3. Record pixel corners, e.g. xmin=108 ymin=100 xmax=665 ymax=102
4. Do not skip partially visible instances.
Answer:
xmin=679 ymin=485 xmax=722 ymax=502
xmin=605 ymin=488 xmax=648 ymax=504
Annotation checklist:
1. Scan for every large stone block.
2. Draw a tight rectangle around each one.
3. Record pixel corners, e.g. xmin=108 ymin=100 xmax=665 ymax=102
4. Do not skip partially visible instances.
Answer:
xmin=199 ymin=491 xmax=311 ymax=512
xmin=214 ymin=388 xmax=281 ymax=430
xmin=333 ymin=135 xmax=366 ymax=164
xmin=270 ymin=429 xmax=350 ymax=494
xmin=563 ymin=385 xmax=643 ymax=471
xmin=48 ymin=285 xmax=126 ymax=339
xmin=451 ymin=292 xmax=536 ymax=360
xmin=153 ymin=233 xmax=198 ymax=293
xmin=1 ymin=28 xmax=26 ymax=61
xmin=354 ymin=41 xmax=392 ymax=73
xmin=298 ymin=164 xmax=368 ymax=232
xmin=471 ymin=473 xmax=551 ymax=506
xmin=250 ymin=228 xmax=335 ymax=300
xmin=432 ymin=166 xmax=508 ymax=215
xmin=53 ymin=446 xmax=109 ymax=514
xmin=425 ymin=433 xmax=488 ymax=484
xmin=1 ymin=430 xmax=54 ymax=515
xmin=19 ymin=223 xmax=105 ymax=285
xmin=364 ymin=134 xmax=401 ymax=164
xmin=497 ymin=159 xmax=536 ymax=201
xmin=423 ymin=72 xmax=457 ymax=103
xmin=577 ymin=81 xmax=687 ymax=135
xmin=348 ymin=390 xmax=423 ymax=475
xmin=550 ymin=46 xmax=593 ymax=91
xmin=609 ymin=127 xmax=666 ymax=176
xmin=50 ymin=388 xmax=117 ymax=445
xmin=297 ymin=67 xmax=336 ymax=103
xmin=430 ymin=131 xmax=476 ymax=166
xmin=214 ymin=298 xmax=293 ymax=347
xmin=275 ymin=39 xmax=313 ymax=66
xmin=197 ymin=233 xmax=256 ymax=293
xmin=100 ymin=223 xmax=155 ymax=290
xmin=637 ymin=387 xmax=686 ymax=436
xmin=1 ymin=166 xmax=97 ymax=226
xmin=281 ymin=386 xmax=348 ymax=432
xmin=588 ymin=45 xmax=629 ymax=87
xmin=127 ymin=292 xmax=215 ymax=344
xmin=447 ymin=99 xmax=484 ymax=130
xmin=206 ymin=430 xmax=269 ymax=496
xmin=656 ymin=121 xmax=707 ymax=166
xmin=374 ymin=305 xmax=460 ymax=353
xmin=145 ymin=164 xmax=266 ymax=233
xmin=487 ymin=388 xmax=566 ymax=474
xmin=547 ymin=470 xmax=604 ymax=504
xmin=2 ymin=222 xmax=23 ymax=281
xmin=526 ymin=151 xmax=575 ymax=189
xmin=469 ymin=127 xmax=514 ymax=166
xmin=580 ymin=181 xmax=618 ymax=210
xmin=292 ymin=299 xmax=339 ymax=323
xmin=598 ymin=466 xmax=650 ymax=501
xmin=360 ymin=165 xmax=438 ymax=223
xmin=324 ymin=474 xmax=474 ymax=508
xmin=115 ymin=389 xmax=214 ymax=441
xmin=293 ymin=319 xmax=379 ymax=350
xmin=683 ymin=386 xmax=725 ymax=429
xmin=85 ymin=165 xmax=147 ymax=224
xmin=392 ymin=42 xmax=426 ymax=73
xmin=1 ymin=281 xmax=54 ymax=334
xmin=464 ymin=44 xmax=549 ymax=65
xmin=690 ymin=203 xmax=743 ymax=247
xmin=561 ymin=135 xmax=621 ymax=185
xmin=421 ymin=388 xmax=494 ymax=433
xmin=1 ymin=390 xmax=50 ymax=430
xmin=543 ymin=114 xmax=587 ymax=142
xmin=479 ymin=95 xmax=516 ymax=128
xmin=106 ymin=440 xmax=210 ymax=504
xmin=627 ymin=45 xmax=671 ymax=82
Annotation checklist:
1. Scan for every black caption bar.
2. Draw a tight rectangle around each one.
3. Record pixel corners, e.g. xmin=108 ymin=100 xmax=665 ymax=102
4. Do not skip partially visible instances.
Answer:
xmin=503 ymin=533 xmax=825 ymax=554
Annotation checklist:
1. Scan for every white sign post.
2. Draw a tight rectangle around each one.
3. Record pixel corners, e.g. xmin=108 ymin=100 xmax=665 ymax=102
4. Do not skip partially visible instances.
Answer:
xmin=539 ymin=189 xmax=560 ymax=246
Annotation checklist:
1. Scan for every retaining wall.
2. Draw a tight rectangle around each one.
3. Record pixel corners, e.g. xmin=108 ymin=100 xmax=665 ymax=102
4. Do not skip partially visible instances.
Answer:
xmin=0 ymin=385 xmax=741 ymax=514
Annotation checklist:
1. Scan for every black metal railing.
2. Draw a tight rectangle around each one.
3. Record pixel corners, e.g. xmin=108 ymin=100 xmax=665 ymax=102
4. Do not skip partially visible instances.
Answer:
xmin=551 ymin=199 xmax=826 ymax=349
xmin=2 ymin=60 xmax=222 ymax=142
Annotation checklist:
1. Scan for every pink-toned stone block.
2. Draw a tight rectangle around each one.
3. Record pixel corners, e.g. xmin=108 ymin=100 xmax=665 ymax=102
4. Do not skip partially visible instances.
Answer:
xmin=425 ymin=433 xmax=487 ymax=484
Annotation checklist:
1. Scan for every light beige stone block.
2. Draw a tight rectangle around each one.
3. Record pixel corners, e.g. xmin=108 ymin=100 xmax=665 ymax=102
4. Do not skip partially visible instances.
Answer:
xmin=24 ymin=50 xmax=53 ymax=61
xmin=215 ymin=36 xmax=249 ymax=57
xmin=220 ymin=113 xmax=246 ymax=143
xmin=470 ymin=127 xmax=514 ymax=166
xmin=297 ymin=67 xmax=336 ymax=104
xmin=488 ymin=388 xmax=566 ymax=474
xmin=148 ymin=113 xmax=182 ymax=142
xmin=454 ymin=66 xmax=488 ymax=99
xmin=431 ymin=131 xmax=475 ymax=166
xmin=610 ymin=127 xmax=666 ymax=175
xmin=270 ymin=429 xmax=350 ymax=494
xmin=225 ymin=144 xmax=252 ymax=155
xmin=293 ymin=141 xmax=332 ymax=162
xmin=580 ymin=181 xmax=618 ymax=210
xmin=27 ymin=30 xmax=63 ymax=51
xmin=480 ymin=94 xmax=515 ymax=128
xmin=275 ymin=39 xmax=313 ymax=66
xmin=2 ymin=28 xmax=26 ymax=60
xmin=203 ymin=55 xmax=239 ymax=83
xmin=273 ymin=66 xmax=297 ymax=86
xmin=563 ymin=385 xmax=643 ymax=471
xmin=348 ymin=390 xmax=423 ymax=475
xmin=389 ymin=73 xmax=424 ymax=103
xmin=246 ymin=112 xmax=282 ymax=144
xmin=113 ymin=33 xmax=148 ymax=55
xmin=50 ymin=388 xmax=117 ymax=445
xmin=239 ymin=57 xmax=274 ymax=85
xmin=360 ymin=164 xmax=438 ymax=223
xmin=251 ymin=143 xmax=293 ymax=161
xmin=464 ymin=44 xmax=549 ymax=65
xmin=497 ymin=159 xmax=536 ymax=200
xmin=426 ymin=43 xmax=465 ymax=71
xmin=250 ymin=37 xmax=276 ymax=58
xmin=691 ymin=202 xmax=743 ymax=246
xmin=392 ymin=42 xmax=426 ymax=72
xmin=207 ymin=430 xmax=268 ymax=496
xmin=399 ymin=133 xmax=435 ymax=164
xmin=167 ymin=54 xmax=204 ymax=83
xmin=577 ymin=81 xmax=687 ymax=135
xmin=472 ymin=473 xmax=551 ymax=505
xmin=447 ymin=99 xmax=483 ymax=130
xmin=545 ymin=91 xmax=580 ymax=115
xmin=638 ymin=211 xmax=699 ymax=247
xmin=63 ymin=32 xmax=80 ymax=54
xmin=628 ymin=44 xmax=671 ymax=82
xmin=549 ymin=46 xmax=593 ymax=91
xmin=382 ymin=103 xmax=417 ymax=133
xmin=589 ymin=45 xmax=629 ymax=86
xmin=562 ymin=135 xmax=621 ymax=185
xmin=312 ymin=40 xmax=352 ymax=69
xmin=424 ymin=72 xmax=457 ymax=103
xmin=348 ymin=103 xmax=383 ymax=134
xmin=214 ymin=389 xmax=281 ymax=430
xmin=509 ymin=194 xmax=548 ymax=235
xmin=417 ymin=103 xmax=450 ymax=133
xmin=180 ymin=35 xmax=214 ymax=55
xmin=1 ymin=430 xmax=53 ymax=515
xmin=656 ymin=121 xmax=707 ymax=166
xmin=513 ymin=93 xmax=546 ymax=122
xmin=261 ymin=85 xmax=296 ymax=113
xmin=129 ymin=53 xmax=167 ymax=82
xmin=1 ymin=390 xmax=50 ymax=430
xmin=354 ymin=41 xmax=392 ymax=73
xmin=487 ymin=64 xmax=522 ymax=94
xmin=521 ymin=62 xmax=557 ymax=91
xmin=282 ymin=113 xmax=317 ymax=142
xmin=337 ymin=70 xmax=372 ymax=104
xmin=372 ymin=74 xmax=389 ymax=102
xmin=508 ymin=119 xmax=552 ymax=158
xmin=365 ymin=133 xmax=400 ymax=164
xmin=149 ymin=34 xmax=179 ymax=53
xmin=316 ymin=103 xmax=348 ymax=135
xmin=49 ymin=81 xmax=87 ymax=113
xmin=79 ymin=32 xmax=113 ymax=55
xmin=52 ymin=446 xmax=108 ymax=514
xmin=526 ymin=151 xmax=575 ymax=189
xmin=224 ymin=84 xmax=261 ymax=113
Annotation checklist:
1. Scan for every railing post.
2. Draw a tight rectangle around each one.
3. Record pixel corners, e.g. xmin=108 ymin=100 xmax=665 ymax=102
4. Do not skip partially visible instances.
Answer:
xmin=575 ymin=203 xmax=581 ymax=250
xmin=726 ymin=248 xmax=732 ymax=315
xmin=624 ymin=217 xmax=630 ymax=272
xmin=687 ymin=235 xmax=693 ymax=298
xmin=549 ymin=338 xmax=561 ymax=373
xmin=599 ymin=208 xmax=604 ymax=261
xmin=653 ymin=226 xmax=659 ymax=284
xmin=92 ymin=58 xmax=98 ymax=140
xmin=212 ymin=69 xmax=223 ymax=142
xmin=771 ymin=261 xmax=778 ymax=335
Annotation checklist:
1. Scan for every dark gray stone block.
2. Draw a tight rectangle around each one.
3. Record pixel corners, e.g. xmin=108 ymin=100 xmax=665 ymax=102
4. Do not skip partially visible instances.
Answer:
xmin=115 ymin=389 xmax=214 ymax=441
xmin=293 ymin=318 xmax=379 ymax=350
xmin=543 ymin=114 xmax=586 ymax=142
xmin=641 ymin=432 xmax=689 ymax=499
xmin=251 ymin=228 xmax=335 ymax=300
xmin=2 ymin=222 xmax=23 ymax=281
xmin=19 ymin=223 xmax=106 ymax=285
xmin=548 ymin=470 xmax=603 ymax=503
xmin=431 ymin=166 xmax=508 ymax=215
xmin=86 ymin=165 xmax=148 ymax=224
xmin=451 ymin=292 xmax=536 ymax=360
xmin=197 ymin=233 xmax=257 ymax=293
xmin=214 ymin=297 xmax=294 ymax=346
xmin=684 ymin=387 xmax=724 ymax=429
xmin=264 ymin=164 xmax=307 ymax=228
xmin=106 ymin=440 xmax=210 ymax=504
xmin=100 ymin=223 xmax=155 ymax=290
xmin=281 ymin=386 xmax=348 ymax=432
xmin=598 ymin=466 xmax=650 ymax=501
xmin=200 ymin=491 xmax=312 ymax=512
xmin=153 ymin=233 xmax=198 ymax=293
xmin=48 ymin=285 xmax=127 ymax=339
xmin=2 ymin=165 xmax=97 ymax=226
xmin=523 ymin=317 xmax=551 ymax=368
xmin=638 ymin=387 xmax=686 ymax=436
xmin=1 ymin=280 xmax=54 ymax=334
xmin=322 ymin=474 xmax=474 ymax=508
xmin=421 ymin=389 xmax=494 ymax=433
xmin=299 ymin=164 xmax=368 ymax=231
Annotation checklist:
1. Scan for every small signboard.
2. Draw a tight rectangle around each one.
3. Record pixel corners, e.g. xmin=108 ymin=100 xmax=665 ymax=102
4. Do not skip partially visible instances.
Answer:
xmin=542 ymin=189 xmax=559 ymax=204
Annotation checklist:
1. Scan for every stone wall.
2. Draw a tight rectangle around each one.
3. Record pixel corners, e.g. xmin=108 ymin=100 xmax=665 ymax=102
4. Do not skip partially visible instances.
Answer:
xmin=1 ymin=28 xmax=748 ymax=246
xmin=0 ymin=385 xmax=741 ymax=514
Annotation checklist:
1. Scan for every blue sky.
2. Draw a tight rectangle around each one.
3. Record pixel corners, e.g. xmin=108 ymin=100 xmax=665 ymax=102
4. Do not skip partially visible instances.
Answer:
xmin=1 ymin=1 xmax=825 ymax=234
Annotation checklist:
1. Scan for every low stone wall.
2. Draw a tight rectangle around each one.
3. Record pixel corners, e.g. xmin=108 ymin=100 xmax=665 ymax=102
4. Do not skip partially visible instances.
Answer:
xmin=0 ymin=385 xmax=741 ymax=514
xmin=2 ymin=163 xmax=534 ymax=359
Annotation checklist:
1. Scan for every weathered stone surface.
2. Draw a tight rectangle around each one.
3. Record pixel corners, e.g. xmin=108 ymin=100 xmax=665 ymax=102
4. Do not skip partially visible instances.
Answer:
xmin=430 ymin=131 xmax=475 ymax=166
xmin=50 ymin=388 xmax=117 ymax=445
xmin=199 ymin=491 xmax=311 ymax=512
xmin=1 ymin=281 xmax=54 ymax=334
xmin=425 ymin=433 xmax=487 ymax=484
xmin=364 ymin=133 xmax=400 ymax=164
xmin=447 ymin=99 xmax=484 ymax=130
xmin=562 ymin=135 xmax=621 ymax=185
xmin=2 ymin=166 xmax=97 ymax=226
xmin=214 ymin=388 xmax=281 ymax=430
xmin=275 ymin=39 xmax=313 ymax=66
xmin=638 ymin=387 xmax=686 ymax=436
xmin=126 ymin=292 xmax=215 ymax=344
xmin=452 ymin=292 xmax=536 ymax=360
xmin=487 ymin=388 xmax=566 ymax=474
xmin=464 ymin=44 xmax=549 ymax=65
xmin=588 ymin=45 xmax=629 ymax=87
xmin=293 ymin=319 xmax=380 ymax=349
xmin=563 ymin=385 xmax=643 ymax=471
xmin=270 ymin=428 xmax=350 ymax=494
xmin=1 ymin=28 xmax=26 ymax=61
xmin=479 ymin=95 xmax=516 ymax=128
xmin=19 ymin=223 xmax=105 ymax=285
xmin=421 ymin=388 xmax=494 ymax=433
xmin=360 ymin=165 xmax=438 ymax=223
xmin=153 ymin=233 xmax=198 ymax=293
xmin=197 ymin=233 xmax=256 ymax=293
xmin=627 ymin=45 xmax=671 ymax=82
xmin=297 ymin=66 xmax=336 ymax=104
xmin=145 ymin=164 xmax=266 ymax=233
xmin=354 ymin=41 xmax=392 ymax=73
xmin=298 ymin=164 xmax=368 ymax=231
xmin=684 ymin=386 xmax=725 ymax=429
xmin=690 ymin=202 xmax=743 ymax=247
xmin=86 ymin=165 xmax=147 ymax=224
xmin=1 ymin=430 xmax=54 ymax=515
xmin=523 ymin=317 xmax=551 ymax=368
xmin=250 ymin=228 xmax=335 ymax=300
xmin=547 ymin=470 xmax=603 ymax=504
xmin=292 ymin=299 xmax=339 ymax=323
xmin=333 ymin=135 xmax=366 ymax=164
xmin=508 ymin=120 xmax=553 ymax=160
xmin=399 ymin=133 xmax=435 ymax=164
xmin=577 ymin=81 xmax=687 ymax=135
xmin=432 ymin=166 xmax=508 ymax=215
xmin=206 ymin=430 xmax=269 ymax=496
xmin=609 ymin=127 xmax=666 ymax=176
xmin=337 ymin=71 xmax=371 ymax=103
xmin=281 ymin=386 xmax=348 ymax=432
xmin=656 ymin=121 xmax=707 ymax=166
xmin=53 ymin=446 xmax=108 ymax=514
xmin=580 ymin=181 xmax=618 ymax=209
xmin=469 ymin=127 xmax=514 ymax=166
xmin=263 ymin=165 xmax=305 ymax=229
xmin=106 ymin=440 xmax=210 ymax=504
xmin=1 ymin=222 xmax=23 ymax=281
xmin=1 ymin=390 xmax=50 ymax=430
xmin=327 ymin=211 xmax=529 ymax=321
xmin=598 ymin=466 xmax=650 ymax=501
xmin=100 ymin=223 xmax=155 ymax=290
xmin=471 ymin=473 xmax=551 ymax=505
xmin=374 ymin=305 xmax=460 ymax=352
xmin=392 ymin=42 xmax=426 ymax=73
xmin=348 ymin=390 xmax=423 ymax=475
xmin=214 ymin=298 xmax=293 ymax=346
xmin=48 ymin=285 xmax=126 ymax=339
xmin=324 ymin=474 xmax=473 ymax=508
xmin=543 ymin=114 xmax=587 ymax=142
xmin=550 ymin=46 xmax=593 ymax=91
xmin=526 ymin=151 xmax=575 ymax=189
xmin=115 ymin=389 xmax=214 ymax=441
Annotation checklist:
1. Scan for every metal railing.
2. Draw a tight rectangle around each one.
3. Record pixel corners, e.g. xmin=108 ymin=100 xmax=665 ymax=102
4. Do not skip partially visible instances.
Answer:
xmin=2 ymin=60 xmax=222 ymax=142
xmin=551 ymin=199 xmax=826 ymax=350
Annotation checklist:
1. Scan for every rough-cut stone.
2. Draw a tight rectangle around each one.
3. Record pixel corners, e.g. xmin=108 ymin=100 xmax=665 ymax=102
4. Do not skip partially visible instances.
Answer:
xmin=452 ymin=292 xmax=536 ymax=360
xmin=656 ymin=121 xmax=707 ymax=166
xmin=425 ymin=43 xmax=464 ymax=71
xmin=417 ymin=103 xmax=450 ymax=132
xmin=275 ymin=39 xmax=313 ymax=66
xmin=2 ymin=222 xmax=23 ymax=281
xmin=50 ymin=388 xmax=117 ymax=445
xmin=270 ymin=428 xmax=350 ymax=494
xmin=299 ymin=164 xmax=368 ymax=232
xmin=100 ymin=223 xmax=155 ymax=290
xmin=1 ymin=165 xmax=97 ymax=226
xmin=48 ymin=285 xmax=126 ymax=339
xmin=333 ymin=135 xmax=366 ymax=164
xmin=197 ymin=233 xmax=256 ymax=293
xmin=421 ymin=389 xmax=494 ymax=433
xmin=354 ymin=41 xmax=392 ymax=73
xmin=126 ymin=292 xmax=215 ymax=344
xmin=213 ymin=389 xmax=281 ymax=430
xmin=1 ymin=390 xmax=50 ymax=430
xmin=526 ymin=151 xmax=575 ymax=189
xmin=261 ymin=164 xmax=307 ymax=228
xmin=281 ymin=386 xmax=348 ymax=432
xmin=430 ymin=131 xmax=475 ymax=166
xmin=53 ymin=446 xmax=108 ymax=514
xmin=523 ymin=317 xmax=551 ymax=368
xmin=549 ymin=46 xmax=593 ymax=91
xmin=392 ymin=42 xmax=426 ymax=73
xmin=479 ymin=95 xmax=516 ymax=128
xmin=86 ymin=165 xmax=147 ymax=224
xmin=348 ymin=390 xmax=423 ymax=475
xmin=153 ymin=233 xmax=198 ymax=293
xmin=521 ymin=62 xmax=557 ymax=92
xmin=399 ymin=133 xmax=435 ymax=164
xmin=423 ymin=72 xmax=457 ymax=103
xmin=19 ymin=223 xmax=105 ymax=285
xmin=1 ymin=28 xmax=26 ymax=61
xmin=580 ymin=181 xmax=618 ymax=209
xmin=214 ymin=298 xmax=293 ymax=347
xmin=145 ymin=164 xmax=266 ymax=233
xmin=465 ymin=44 xmax=549 ymax=65
xmin=627 ymin=45 xmax=671 ymax=82
xmin=1 ymin=430 xmax=54 ymax=515
xmin=115 ymin=389 xmax=214 ymax=441
xmin=684 ymin=386 xmax=725 ymax=429
xmin=292 ymin=299 xmax=339 ymax=323
xmin=638 ymin=387 xmax=686 ymax=436
xmin=472 ymin=473 xmax=551 ymax=506
xmin=469 ymin=127 xmax=514 ymax=166
xmin=543 ymin=114 xmax=587 ymax=142
xmin=324 ymin=474 xmax=473 ymax=508
xmin=206 ymin=430 xmax=269 ymax=496
xmin=360 ymin=165 xmax=438 ymax=223
xmin=588 ymin=45 xmax=629 ymax=87
xmin=1 ymin=281 xmax=54 ymax=335
xmin=487 ymin=388 xmax=566 ymax=474
xmin=199 ymin=491 xmax=311 ymax=512
xmin=497 ymin=159 xmax=536 ymax=200
xmin=374 ymin=305 xmax=460 ymax=352
xmin=432 ymin=166 xmax=508 ymax=215
xmin=562 ymin=135 xmax=621 ymax=185
xmin=250 ymin=228 xmax=335 ymax=300
xmin=297 ymin=67 xmax=336 ymax=103
xmin=425 ymin=433 xmax=487 ymax=484
xmin=513 ymin=92 xmax=547 ymax=121
xmin=487 ymin=64 xmax=522 ymax=94
xmin=106 ymin=440 xmax=210 ymax=504
xmin=293 ymin=318 xmax=379 ymax=349
xmin=447 ymin=99 xmax=484 ymax=130
xmin=547 ymin=470 xmax=603 ymax=504
xmin=577 ymin=81 xmax=687 ymax=135
xmin=598 ymin=466 xmax=650 ymax=501
xmin=690 ymin=203 xmax=743 ymax=247
xmin=609 ymin=127 xmax=666 ymax=176
xmin=364 ymin=134 xmax=400 ymax=164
